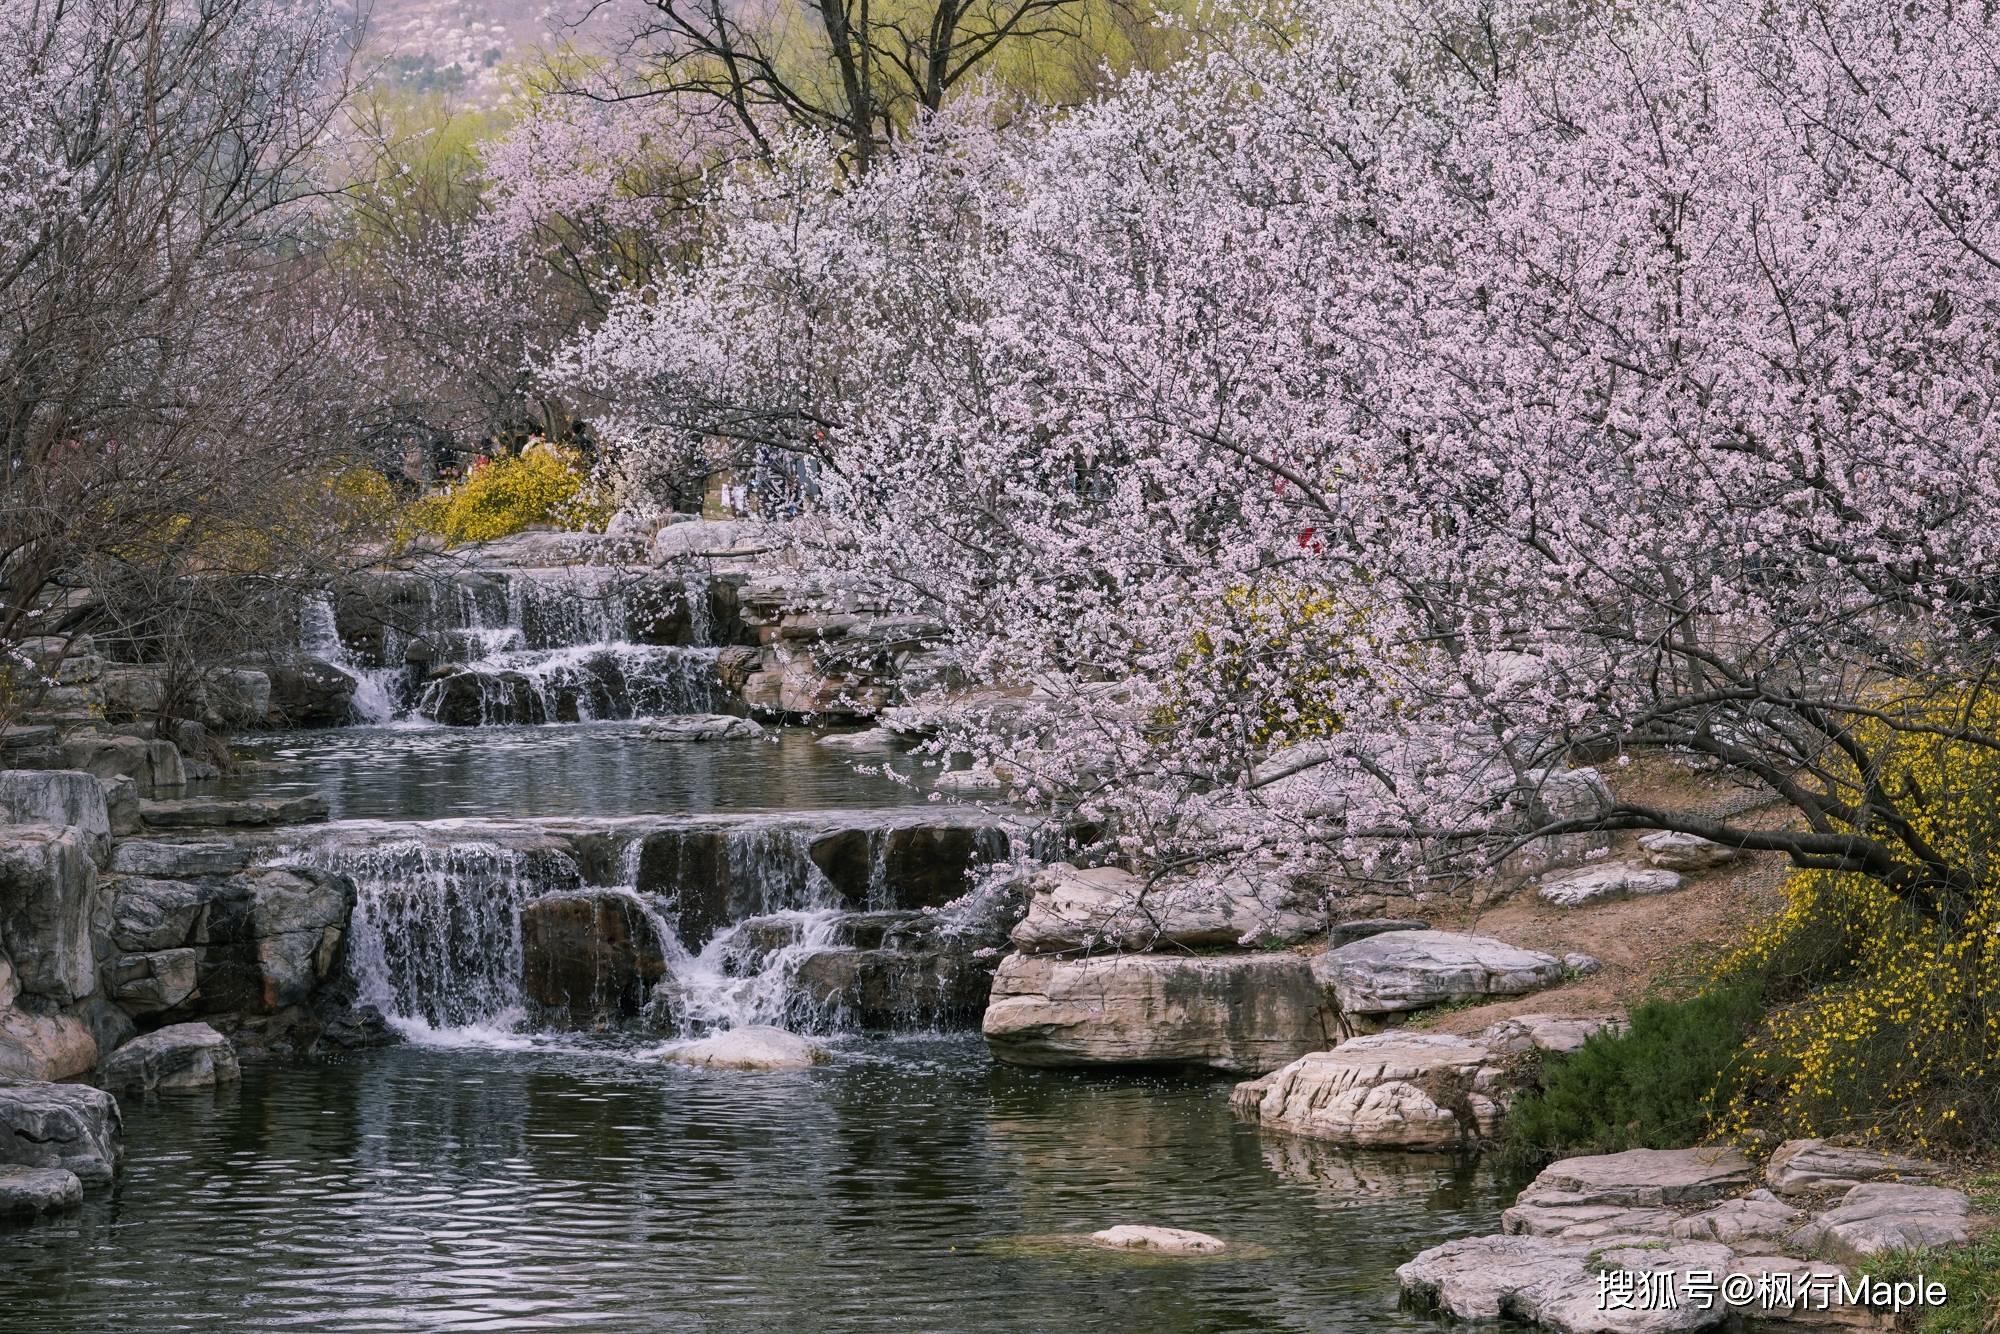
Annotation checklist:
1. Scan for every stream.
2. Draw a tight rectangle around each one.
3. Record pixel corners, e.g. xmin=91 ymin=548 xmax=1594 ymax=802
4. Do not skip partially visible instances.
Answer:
xmin=1 ymin=563 xmax=1515 ymax=1330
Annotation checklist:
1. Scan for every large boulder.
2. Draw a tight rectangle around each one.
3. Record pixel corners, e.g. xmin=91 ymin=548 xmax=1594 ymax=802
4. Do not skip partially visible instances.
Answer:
xmin=0 ymin=1005 xmax=98 ymax=1081
xmin=1538 ymin=864 xmax=1686 ymax=908
xmin=1531 ymin=1147 xmax=1758 ymax=1207
xmin=1009 ymin=864 xmax=1323 ymax=954
xmin=1238 ymin=1015 xmax=1625 ymax=1150
xmin=1638 ymin=831 xmax=1744 ymax=872
xmin=138 ymin=795 xmax=329 ymax=829
xmin=1238 ymin=1032 xmax=1503 ymax=1149
xmin=0 ymin=825 xmax=106 ymax=1005
xmin=1089 ymin=1225 xmax=1227 ymax=1255
xmin=108 ymin=840 xmax=251 ymax=878
xmin=266 ymin=659 xmax=359 ymax=728
xmin=519 ymin=890 xmax=669 ymax=1022
xmin=0 ymin=1079 xmax=121 ymax=1182
xmin=1312 ymin=930 xmax=1565 ymax=1018
xmin=982 ymin=952 xmax=1335 ymax=1074
xmin=0 ymin=771 xmax=110 ymax=857
xmin=102 ymin=1022 xmax=240 ymax=1092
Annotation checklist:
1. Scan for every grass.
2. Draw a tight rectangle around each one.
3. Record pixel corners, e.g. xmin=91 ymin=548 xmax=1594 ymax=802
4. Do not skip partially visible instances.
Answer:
xmin=1860 ymin=1174 xmax=2000 ymax=1334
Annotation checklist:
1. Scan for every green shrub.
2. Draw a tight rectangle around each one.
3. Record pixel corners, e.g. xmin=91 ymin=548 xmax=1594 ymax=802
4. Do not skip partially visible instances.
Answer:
xmin=1504 ymin=981 xmax=1766 ymax=1164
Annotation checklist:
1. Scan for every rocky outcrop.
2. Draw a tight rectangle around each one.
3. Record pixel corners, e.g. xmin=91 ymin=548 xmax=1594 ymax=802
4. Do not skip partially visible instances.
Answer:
xmin=266 ymin=659 xmax=359 ymax=727
xmin=1234 ymin=1015 xmax=1626 ymax=1150
xmin=0 ymin=770 xmax=110 ymax=858
xmin=1312 ymin=930 xmax=1565 ymax=1020
xmin=1400 ymin=1145 xmax=1968 ymax=1332
xmin=102 ymin=862 xmax=363 ymax=1055
xmin=982 ymin=952 xmax=1335 ymax=1074
xmin=0 ymin=1080 xmax=121 ymax=1183
xmin=1009 ymin=864 xmax=1323 ymax=954
xmin=101 ymin=1022 xmax=240 ymax=1092
xmin=519 ymin=890 xmax=669 ymax=1023
xmin=1538 ymin=864 xmax=1686 ymax=907
xmin=0 ymin=819 xmax=112 ymax=1079
xmin=659 ymin=1025 xmax=828 ymax=1071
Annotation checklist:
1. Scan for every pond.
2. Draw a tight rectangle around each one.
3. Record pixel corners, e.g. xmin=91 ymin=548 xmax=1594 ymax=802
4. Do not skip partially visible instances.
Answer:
xmin=1 ymin=1036 xmax=1513 ymax=1332
xmin=219 ymin=723 xmax=939 ymax=821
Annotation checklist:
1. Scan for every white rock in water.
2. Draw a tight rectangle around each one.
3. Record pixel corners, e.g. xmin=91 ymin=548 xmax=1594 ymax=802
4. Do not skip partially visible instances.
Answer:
xmin=1089 ymin=1225 xmax=1226 ymax=1255
xmin=641 ymin=714 xmax=766 ymax=742
xmin=1538 ymin=864 xmax=1685 ymax=907
xmin=660 ymin=1026 xmax=828 ymax=1071
xmin=815 ymin=728 xmax=908 ymax=752
xmin=933 ymin=767 xmax=1003 ymax=793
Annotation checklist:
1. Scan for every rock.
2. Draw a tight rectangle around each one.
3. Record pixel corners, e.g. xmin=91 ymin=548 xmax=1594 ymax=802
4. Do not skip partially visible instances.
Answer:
xmin=1009 ymin=863 xmax=1323 ymax=954
xmin=519 ymin=890 xmax=669 ymax=1021
xmin=1088 ymin=1225 xmax=1226 ymax=1255
xmin=1243 ymin=1032 xmax=1503 ymax=1149
xmin=0 ymin=1163 xmax=82 ymax=1219
xmin=1501 ymin=1198 xmax=1683 ymax=1240
xmin=60 ymin=735 xmax=154 ymax=785
xmin=933 ymin=767 xmax=1004 ymax=793
xmin=111 ymin=878 xmax=215 ymax=952
xmin=0 ymin=1007 xmax=98 ymax=1080
xmin=266 ymin=659 xmax=359 ymax=728
xmin=982 ymin=951 xmax=1334 ymax=1074
xmin=102 ymin=1022 xmax=239 ymax=1092
xmin=1639 ymin=831 xmax=1744 ymax=871
xmin=201 ymin=668 xmax=272 ymax=729
xmin=0 ymin=1080 xmax=121 ymax=1182
xmin=651 ymin=518 xmax=771 ymax=562
xmin=639 ymin=714 xmax=765 ymax=742
xmin=0 ymin=771 xmax=110 ymax=856
xmin=100 ymin=775 xmax=140 ymax=836
xmin=1538 ymin=864 xmax=1686 ymax=907
xmin=1312 ymin=930 xmax=1565 ymax=1017
xmin=1477 ymin=1013 xmax=1627 ymax=1055
xmin=106 ymin=948 xmax=200 ymax=1015
xmin=138 ymin=795 xmax=329 ymax=828
xmin=815 ymin=727 xmax=909 ymax=752
xmin=1669 ymin=1190 xmax=1803 ymax=1245
xmin=108 ymin=840 xmax=251 ymax=877
xmin=1787 ymin=1183 xmax=1972 ymax=1264
xmin=100 ymin=666 xmax=165 ymax=720
xmin=1328 ymin=917 xmax=1430 ymax=946
xmin=1764 ymin=1139 xmax=1945 ymax=1197
xmin=1563 ymin=952 xmax=1604 ymax=976
xmin=0 ymin=825 xmax=106 ymax=1005
xmin=1399 ymin=1234 xmax=1736 ymax=1333
xmin=1533 ymin=1147 xmax=1757 ymax=1207
xmin=660 ymin=1025 xmax=827 ymax=1071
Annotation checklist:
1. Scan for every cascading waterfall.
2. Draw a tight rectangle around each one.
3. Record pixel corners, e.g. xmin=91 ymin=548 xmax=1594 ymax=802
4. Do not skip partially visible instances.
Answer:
xmin=301 ymin=838 xmax=585 ymax=1035
xmin=632 ymin=826 xmax=850 ymax=1035
xmin=300 ymin=593 xmax=400 ymax=725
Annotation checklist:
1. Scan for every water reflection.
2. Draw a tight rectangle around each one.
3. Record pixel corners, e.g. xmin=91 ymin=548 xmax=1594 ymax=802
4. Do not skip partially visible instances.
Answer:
xmin=220 ymin=723 xmax=934 ymax=821
xmin=1 ymin=1038 xmax=1509 ymax=1332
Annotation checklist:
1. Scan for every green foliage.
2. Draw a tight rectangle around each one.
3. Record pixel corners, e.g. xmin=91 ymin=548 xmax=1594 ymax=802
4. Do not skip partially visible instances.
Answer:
xmin=1504 ymin=981 xmax=1767 ymax=1164
xmin=404 ymin=444 xmax=612 ymax=545
xmin=1860 ymin=1175 xmax=2000 ymax=1334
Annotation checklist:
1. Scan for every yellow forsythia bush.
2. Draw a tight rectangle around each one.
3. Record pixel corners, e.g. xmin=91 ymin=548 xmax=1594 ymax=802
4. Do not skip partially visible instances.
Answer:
xmin=407 ymin=444 xmax=613 ymax=545
xmin=1716 ymin=689 xmax=2000 ymax=1152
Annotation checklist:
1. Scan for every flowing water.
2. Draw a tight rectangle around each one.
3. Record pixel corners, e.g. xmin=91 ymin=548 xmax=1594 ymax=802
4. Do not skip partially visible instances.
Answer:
xmin=2 ymin=569 xmax=1508 ymax=1330
xmin=0 ymin=1039 xmax=1515 ymax=1332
